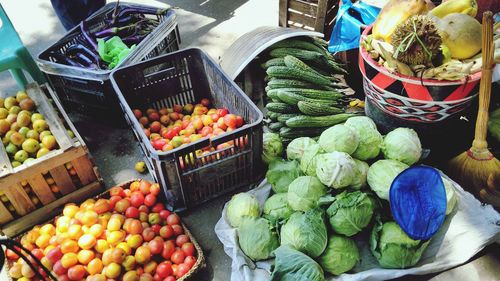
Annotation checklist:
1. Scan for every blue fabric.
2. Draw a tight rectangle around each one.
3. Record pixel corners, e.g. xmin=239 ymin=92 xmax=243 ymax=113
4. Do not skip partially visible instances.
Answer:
xmin=50 ymin=0 xmax=106 ymax=30
xmin=328 ymin=0 xmax=380 ymax=53
xmin=389 ymin=166 xmax=447 ymax=241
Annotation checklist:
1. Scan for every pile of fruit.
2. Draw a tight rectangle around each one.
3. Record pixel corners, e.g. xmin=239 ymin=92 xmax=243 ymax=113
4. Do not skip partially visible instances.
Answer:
xmin=5 ymin=180 xmax=199 ymax=281
xmin=133 ymin=98 xmax=245 ymax=154
xmin=0 ymin=92 xmax=59 ymax=168
xmin=363 ymin=0 xmax=500 ymax=80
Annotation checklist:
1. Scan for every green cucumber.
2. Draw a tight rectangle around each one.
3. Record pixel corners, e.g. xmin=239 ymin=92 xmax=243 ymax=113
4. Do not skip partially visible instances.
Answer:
xmin=276 ymin=91 xmax=339 ymax=106
xmin=266 ymin=66 xmax=332 ymax=86
xmin=285 ymin=114 xmax=356 ymax=128
xmin=297 ymin=101 xmax=343 ymax=116
xmin=268 ymin=88 xmax=343 ymax=101
xmin=277 ymin=114 xmax=300 ymax=123
xmin=279 ymin=127 xmax=325 ymax=138
xmin=265 ymin=102 xmax=299 ymax=113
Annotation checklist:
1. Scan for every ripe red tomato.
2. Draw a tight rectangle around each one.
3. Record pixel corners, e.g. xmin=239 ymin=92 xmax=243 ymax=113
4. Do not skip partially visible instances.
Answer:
xmin=130 ymin=192 xmax=145 ymax=208
xmin=150 ymin=184 xmax=161 ymax=196
xmin=151 ymin=224 xmax=161 ymax=234
xmin=171 ymin=249 xmax=185 ymax=265
xmin=176 ymin=263 xmax=191 ymax=277
xmin=159 ymin=210 xmax=171 ymax=221
xmin=200 ymin=126 xmax=213 ymax=137
xmin=163 ymin=128 xmax=176 ymax=140
xmin=140 ymin=181 xmax=152 ymax=194
xmin=138 ymin=204 xmax=149 ymax=213
xmin=160 ymin=225 xmax=174 ymax=239
xmin=156 ymin=261 xmax=173 ymax=278
xmin=152 ymin=139 xmax=167 ymax=151
xmin=108 ymin=195 xmax=122 ymax=209
xmin=31 ymin=248 xmax=44 ymax=260
xmin=235 ymin=115 xmax=244 ymax=127
xmin=164 ymin=276 xmax=176 ymax=281
xmin=166 ymin=214 xmax=180 ymax=225
xmin=153 ymin=273 xmax=162 ymax=281
xmin=216 ymin=108 xmax=228 ymax=117
xmin=200 ymin=98 xmax=210 ymax=107
xmin=223 ymin=114 xmax=237 ymax=128
xmin=144 ymin=194 xmax=157 ymax=207
xmin=148 ymin=239 xmax=164 ymax=255
xmin=181 ymin=243 xmax=195 ymax=256
xmin=5 ymin=249 xmax=19 ymax=260
xmin=171 ymin=224 xmax=183 ymax=236
xmin=176 ymin=235 xmax=190 ymax=247
xmin=151 ymin=203 xmax=164 ymax=213
xmin=173 ymin=105 xmax=183 ymax=113
xmin=184 ymin=255 xmax=196 ymax=268
xmin=109 ymin=186 xmax=125 ymax=197
xmin=125 ymin=206 xmax=140 ymax=218
xmin=53 ymin=260 xmax=67 ymax=275
xmin=161 ymin=240 xmax=176 ymax=259
xmin=142 ymin=227 xmax=156 ymax=242
xmin=210 ymin=113 xmax=220 ymax=122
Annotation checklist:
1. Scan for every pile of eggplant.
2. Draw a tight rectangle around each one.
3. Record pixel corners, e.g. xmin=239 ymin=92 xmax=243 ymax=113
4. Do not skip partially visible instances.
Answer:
xmin=49 ymin=3 xmax=169 ymax=70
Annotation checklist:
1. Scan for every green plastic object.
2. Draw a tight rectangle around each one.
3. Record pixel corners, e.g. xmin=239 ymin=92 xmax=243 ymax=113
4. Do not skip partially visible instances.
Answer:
xmin=0 ymin=4 xmax=46 ymax=89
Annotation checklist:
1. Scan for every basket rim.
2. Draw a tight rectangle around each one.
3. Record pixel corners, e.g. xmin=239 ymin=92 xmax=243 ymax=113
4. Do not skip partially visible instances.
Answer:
xmin=359 ymin=25 xmax=483 ymax=86
xmin=36 ymin=2 xmax=176 ymax=80
xmin=4 ymin=179 xmax=206 ymax=281
xmin=110 ymin=47 xmax=264 ymax=160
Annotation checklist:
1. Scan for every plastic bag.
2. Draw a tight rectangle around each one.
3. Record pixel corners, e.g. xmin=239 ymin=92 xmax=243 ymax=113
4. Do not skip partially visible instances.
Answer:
xmin=328 ymin=0 xmax=380 ymax=53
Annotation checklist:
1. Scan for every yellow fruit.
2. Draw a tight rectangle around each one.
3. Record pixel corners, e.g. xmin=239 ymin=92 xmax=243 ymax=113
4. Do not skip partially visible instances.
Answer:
xmin=61 ymin=253 xmax=78 ymax=268
xmin=135 ymin=161 xmax=147 ymax=173
xmin=107 ymin=230 xmax=125 ymax=245
xmin=78 ymin=234 xmax=97 ymax=250
xmin=67 ymin=224 xmax=83 ymax=240
xmin=89 ymin=224 xmax=104 ymax=237
xmin=430 ymin=0 xmax=477 ymax=18
xmin=40 ymin=224 xmax=56 ymax=236
xmin=81 ymin=210 xmax=99 ymax=226
xmin=87 ymin=258 xmax=104 ymax=275
xmin=77 ymin=249 xmax=95 ymax=264
xmin=372 ymin=0 xmax=430 ymax=43
xmin=107 ymin=218 xmax=122 ymax=231
xmin=95 ymin=239 xmax=110 ymax=254
xmin=21 ymin=263 xmax=35 ymax=278
xmin=40 ymin=256 xmax=53 ymax=270
xmin=63 ymin=204 xmax=79 ymax=218
xmin=105 ymin=262 xmax=121 ymax=279
xmin=35 ymin=233 xmax=51 ymax=249
xmin=434 ymin=13 xmax=482 ymax=59
xmin=117 ymin=242 xmax=132 ymax=255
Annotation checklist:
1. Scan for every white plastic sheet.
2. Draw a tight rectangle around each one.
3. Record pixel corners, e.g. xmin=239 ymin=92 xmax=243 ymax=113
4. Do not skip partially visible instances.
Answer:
xmin=215 ymin=174 xmax=500 ymax=281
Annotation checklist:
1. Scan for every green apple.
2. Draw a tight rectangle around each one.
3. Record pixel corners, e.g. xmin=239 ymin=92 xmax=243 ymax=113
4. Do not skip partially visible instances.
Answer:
xmin=16 ymin=91 xmax=28 ymax=103
xmin=6 ymin=114 xmax=16 ymax=124
xmin=67 ymin=130 xmax=75 ymax=138
xmin=31 ymin=113 xmax=44 ymax=123
xmin=0 ymin=108 xmax=8 ymax=119
xmin=9 ymin=132 xmax=25 ymax=146
xmin=33 ymin=120 xmax=48 ymax=133
xmin=16 ymin=113 xmax=31 ymax=127
xmin=18 ymin=127 xmax=29 ymax=137
xmin=14 ymin=150 xmax=28 ymax=163
xmin=5 ymin=143 xmax=18 ymax=155
xmin=26 ymin=130 xmax=39 ymax=140
xmin=11 ymin=161 xmax=21 ymax=168
xmin=24 ymin=158 xmax=35 ymax=164
xmin=8 ymin=106 xmax=21 ymax=115
xmin=41 ymin=135 xmax=57 ymax=150
xmin=3 ymin=97 xmax=17 ymax=110
xmin=36 ymin=147 xmax=50 ymax=158
xmin=22 ymin=139 xmax=40 ymax=154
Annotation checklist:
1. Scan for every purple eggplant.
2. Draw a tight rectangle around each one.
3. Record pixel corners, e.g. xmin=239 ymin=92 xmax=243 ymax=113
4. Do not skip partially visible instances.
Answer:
xmin=121 ymin=34 xmax=148 ymax=45
xmin=80 ymin=21 xmax=97 ymax=50
xmin=66 ymin=44 xmax=100 ymax=63
xmin=117 ymin=7 xmax=167 ymax=18
xmin=49 ymin=51 xmax=85 ymax=67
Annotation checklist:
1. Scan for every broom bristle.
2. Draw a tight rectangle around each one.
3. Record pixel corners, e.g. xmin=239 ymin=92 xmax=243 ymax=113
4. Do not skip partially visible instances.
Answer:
xmin=447 ymin=148 xmax=500 ymax=196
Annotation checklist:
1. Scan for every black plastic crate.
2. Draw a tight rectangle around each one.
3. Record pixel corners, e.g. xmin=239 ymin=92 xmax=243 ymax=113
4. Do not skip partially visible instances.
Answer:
xmin=37 ymin=2 xmax=180 ymax=123
xmin=110 ymin=48 xmax=264 ymax=211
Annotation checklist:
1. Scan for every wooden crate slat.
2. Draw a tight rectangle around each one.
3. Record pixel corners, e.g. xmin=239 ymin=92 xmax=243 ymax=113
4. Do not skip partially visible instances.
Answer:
xmin=50 ymin=166 xmax=76 ymax=195
xmin=279 ymin=0 xmax=289 ymax=27
xmin=314 ymin=0 xmax=329 ymax=32
xmin=28 ymin=174 xmax=56 ymax=205
xmin=4 ymin=184 xmax=35 ymax=216
xmin=1 ymin=181 xmax=102 ymax=237
xmin=0 ymin=201 xmax=14 ymax=224
xmin=71 ymin=155 xmax=97 ymax=186
xmin=289 ymin=0 xmax=318 ymax=17
xmin=0 ymin=146 xmax=87 ymax=188
xmin=288 ymin=12 xmax=316 ymax=29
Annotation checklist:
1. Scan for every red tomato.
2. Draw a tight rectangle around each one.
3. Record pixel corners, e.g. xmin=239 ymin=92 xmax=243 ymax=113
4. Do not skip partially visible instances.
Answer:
xmin=173 ymin=105 xmax=183 ymax=113
xmin=153 ymin=273 xmax=162 ymax=281
xmin=151 ymin=224 xmax=161 ymax=234
xmin=125 ymin=206 xmax=140 ymax=218
xmin=216 ymin=117 xmax=227 ymax=130
xmin=159 ymin=210 xmax=171 ymax=221
xmin=53 ymin=260 xmax=67 ymax=275
xmin=210 ymin=113 xmax=220 ymax=122
xmin=153 ymin=139 xmax=168 ymax=151
xmin=181 ymin=119 xmax=190 ymax=129
xmin=164 ymin=276 xmax=176 ymax=281
xmin=235 ymin=115 xmax=244 ymax=127
xmin=216 ymin=108 xmax=229 ymax=117
xmin=151 ymin=203 xmax=164 ymax=213
xmin=171 ymin=224 xmax=183 ymax=236
xmin=172 ymin=264 xmax=178 ymax=277
xmin=108 ymin=195 xmax=122 ymax=209
xmin=138 ymin=205 xmax=149 ymax=213
xmin=144 ymin=194 xmax=157 ymax=207
xmin=181 ymin=243 xmax=195 ymax=256
xmin=223 ymin=114 xmax=237 ymax=128
xmin=31 ymin=248 xmax=44 ymax=260
xmin=156 ymin=261 xmax=173 ymax=278
xmin=148 ymin=239 xmax=164 ymax=255
xmin=200 ymin=126 xmax=213 ymax=137
xmin=5 ymin=249 xmax=19 ymax=260
xmin=57 ymin=274 xmax=70 ymax=281
xmin=130 ymin=192 xmax=145 ymax=207
xmin=172 ymin=126 xmax=182 ymax=135
xmin=171 ymin=249 xmax=185 ymax=265
xmin=160 ymin=225 xmax=174 ymax=239
xmin=140 ymin=181 xmax=152 ymax=194
xmin=184 ymin=255 xmax=196 ymax=268
xmin=163 ymin=128 xmax=176 ymax=140
xmin=200 ymin=98 xmax=210 ymax=107
xmin=109 ymin=187 xmax=125 ymax=197
xmin=176 ymin=235 xmax=190 ymax=247
xmin=150 ymin=184 xmax=161 ymax=196
xmin=166 ymin=214 xmax=180 ymax=225
xmin=161 ymin=240 xmax=176 ymax=259
xmin=177 ymin=263 xmax=190 ymax=277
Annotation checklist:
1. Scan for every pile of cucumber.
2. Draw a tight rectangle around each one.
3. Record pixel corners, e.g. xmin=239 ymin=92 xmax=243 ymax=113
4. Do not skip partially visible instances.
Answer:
xmin=262 ymin=37 xmax=357 ymax=143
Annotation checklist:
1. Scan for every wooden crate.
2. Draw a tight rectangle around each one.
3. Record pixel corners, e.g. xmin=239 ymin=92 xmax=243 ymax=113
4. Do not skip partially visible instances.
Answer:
xmin=279 ymin=0 xmax=339 ymax=40
xmin=0 ymin=83 xmax=103 ymax=237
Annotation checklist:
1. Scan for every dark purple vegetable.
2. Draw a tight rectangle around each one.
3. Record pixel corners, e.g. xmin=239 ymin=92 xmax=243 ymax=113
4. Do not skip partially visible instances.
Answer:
xmin=73 ymin=53 xmax=97 ymax=68
xmin=121 ymin=34 xmax=148 ymax=45
xmin=49 ymin=52 xmax=84 ymax=67
xmin=117 ymin=7 xmax=167 ymax=18
xmin=80 ymin=21 xmax=97 ymax=50
xmin=66 ymin=44 xmax=100 ymax=63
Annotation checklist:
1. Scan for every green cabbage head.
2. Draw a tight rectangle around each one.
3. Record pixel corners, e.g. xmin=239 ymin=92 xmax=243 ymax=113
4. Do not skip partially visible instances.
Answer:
xmin=288 ymin=176 xmax=327 ymax=212
xmin=344 ymin=116 xmax=377 ymax=131
xmin=345 ymin=116 xmax=382 ymax=160
xmin=382 ymin=128 xmax=422 ymax=165
xmin=319 ymin=124 xmax=359 ymax=155
xmin=238 ymin=216 xmax=279 ymax=261
xmin=263 ymin=193 xmax=294 ymax=223
xmin=280 ymin=208 xmax=328 ymax=258
xmin=326 ymin=191 xmax=375 ymax=236
xmin=350 ymin=159 xmax=369 ymax=190
xmin=367 ymin=159 xmax=409 ymax=200
xmin=318 ymin=235 xmax=359 ymax=275
xmin=262 ymin=132 xmax=283 ymax=164
xmin=370 ymin=220 xmax=430 ymax=269
xmin=226 ymin=192 xmax=260 ymax=227
xmin=266 ymin=159 xmax=301 ymax=193
xmin=300 ymin=144 xmax=323 ymax=177
xmin=315 ymin=152 xmax=357 ymax=189
xmin=287 ymin=137 xmax=317 ymax=161
xmin=271 ymin=245 xmax=325 ymax=281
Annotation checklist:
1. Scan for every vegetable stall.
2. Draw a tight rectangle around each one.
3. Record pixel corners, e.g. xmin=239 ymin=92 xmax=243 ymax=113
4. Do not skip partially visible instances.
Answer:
xmin=1 ymin=0 xmax=499 ymax=281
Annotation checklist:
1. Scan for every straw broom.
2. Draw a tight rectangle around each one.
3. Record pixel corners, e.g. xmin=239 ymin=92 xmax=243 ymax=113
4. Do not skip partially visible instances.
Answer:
xmin=447 ymin=12 xmax=500 ymax=206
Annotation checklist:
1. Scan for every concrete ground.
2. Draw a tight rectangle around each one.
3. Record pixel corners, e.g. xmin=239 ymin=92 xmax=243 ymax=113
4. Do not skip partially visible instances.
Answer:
xmin=1 ymin=0 xmax=499 ymax=280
